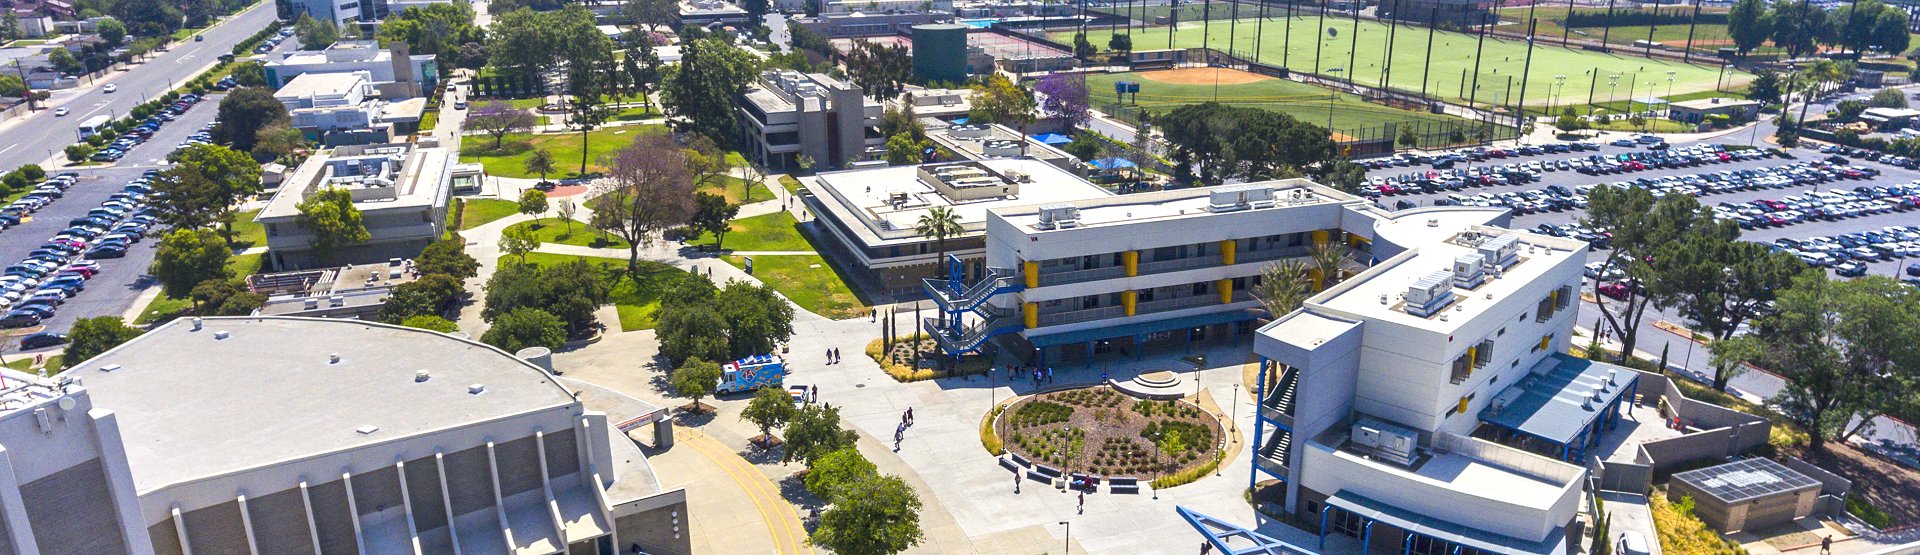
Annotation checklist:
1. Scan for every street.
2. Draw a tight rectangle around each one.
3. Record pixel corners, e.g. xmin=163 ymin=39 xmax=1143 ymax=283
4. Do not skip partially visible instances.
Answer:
xmin=0 ymin=1 xmax=279 ymax=170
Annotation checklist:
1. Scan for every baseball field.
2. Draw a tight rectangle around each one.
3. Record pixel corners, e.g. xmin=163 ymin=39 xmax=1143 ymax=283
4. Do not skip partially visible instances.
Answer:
xmin=1061 ymin=16 xmax=1749 ymax=108
xmin=1088 ymin=67 xmax=1470 ymax=131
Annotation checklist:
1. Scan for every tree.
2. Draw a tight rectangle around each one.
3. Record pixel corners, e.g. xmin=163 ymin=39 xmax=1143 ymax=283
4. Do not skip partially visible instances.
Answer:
xmin=401 ymin=315 xmax=460 ymax=332
xmin=623 ymin=0 xmax=679 ymax=32
xmin=968 ymin=74 xmax=1036 ymax=127
xmin=152 ymin=143 xmax=263 ymax=238
xmin=518 ymin=188 xmax=549 ymax=217
xmin=716 ymin=280 xmax=794 ymax=357
xmin=293 ymin=13 xmax=339 ymax=50
xmin=47 ymin=48 xmax=81 ymax=74
xmin=1650 ymin=237 xmax=1805 ymax=390
xmin=1834 ymin=99 xmax=1868 ymax=121
xmin=97 ymin=17 xmax=127 ymax=47
xmin=61 ymin=317 xmax=143 ymax=370
xmin=688 ymin=192 xmax=738 ymax=251
xmin=685 ymin=134 xmax=736 ymax=193
xmin=657 ymin=294 xmax=730 ymax=363
xmin=228 ymin=61 xmax=267 ymax=88
xmin=803 ymin=447 xmax=877 ymax=499
xmin=379 ymin=273 xmax=465 ymax=322
xmin=879 ymin=104 xmax=927 ymax=144
xmin=1583 ymin=185 xmax=1731 ymax=363
xmin=556 ymin=198 xmax=578 ymax=237
xmin=0 ymin=75 xmax=23 ymax=98
xmin=1156 ymin=102 xmax=1332 ymax=184
xmin=499 ymin=225 xmax=538 ymax=262
xmin=1769 ymin=0 xmax=1829 ymax=59
xmin=844 ymin=39 xmax=911 ymax=101
xmin=1062 ymin=133 xmax=1101 ymax=162
xmin=1251 ymin=260 xmax=1312 ymax=317
xmin=1828 ymin=0 xmax=1897 ymax=57
xmin=1727 ymin=0 xmax=1771 ymax=59
xmin=566 ymin=70 xmax=612 ymax=176
xmin=783 ymin=404 xmax=859 ymax=464
xmin=252 ymin=124 xmax=308 ymax=164
xmin=1870 ymin=7 xmax=1910 ymax=57
xmin=294 ymin=187 xmax=371 ymax=265
xmin=660 ymin=38 xmax=758 ymax=146
xmin=468 ymin=101 xmax=537 ymax=148
xmin=1748 ymin=70 xmax=1785 ymax=104
xmin=416 ymin=240 xmax=480 ymax=280
xmin=1728 ymin=274 xmax=1920 ymax=451
xmin=524 ymin=148 xmax=556 ymax=183
xmin=110 ymin=0 xmax=182 ymax=37
xmin=482 ymin=260 xmax=612 ymax=335
xmin=1554 ymin=114 xmax=1590 ymax=134
xmin=188 ymin=278 xmax=264 ymax=316
xmin=213 ymin=87 xmax=291 ymax=152
xmin=592 ymin=133 xmax=696 ymax=272
xmin=808 ymin=474 xmax=926 ymax=555
xmin=150 ymin=229 xmax=231 ymax=298
xmin=1319 ymin=159 xmax=1365 ymax=194
xmin=1869 ymin=88 xmax=1909 ymax=109
xmin=672 ymin=358 xmax=723 ymax=411
xmin=1109 ymin=33 xmax=1132 ymax=54
xmin=374 ymin=3 xmax=483 ymax=72
xmin=1308 ymin=240 xmax=1350 ymax=290
xmin=481 ymin=307 xmax=568 ymax=352
xmin=885 ymin=134 xmax=927 ymax=165
xmin=742 ymin=386 xmax=798 ymax=446
xmin=913 ymin=206 xmax=962 ymax=278
xmin=65 ymin=144 xmax=93 ymax=163
xmin=1033 ymin=72 xmax=1092 ymax=128
xmin=1071 ymin=31 xmax=1097 ymax=59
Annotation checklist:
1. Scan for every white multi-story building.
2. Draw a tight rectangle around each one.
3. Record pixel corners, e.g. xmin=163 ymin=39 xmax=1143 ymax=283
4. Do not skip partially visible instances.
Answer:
xmin=0 ymin=316 xmax=686 ymax=555
xmin=256 ymin=142 xmax=453 ymax=269
xmin=1250 ymin=207 xmax=1618 ymax=555
xmin=264 ymin=41 xmax=437 ymax=100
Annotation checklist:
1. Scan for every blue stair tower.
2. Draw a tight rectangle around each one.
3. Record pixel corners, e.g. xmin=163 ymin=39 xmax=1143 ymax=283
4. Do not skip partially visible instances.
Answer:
xmin=921 ymin=255 xmax=1024 ymax=356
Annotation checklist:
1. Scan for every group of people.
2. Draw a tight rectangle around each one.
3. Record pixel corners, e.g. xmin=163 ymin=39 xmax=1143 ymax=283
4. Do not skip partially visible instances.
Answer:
xmin=1002 ymin=365 xmax=1056 ymax=388
xmin=893 ymin=407 xmax=915 ymax=451
xmin=825 ymin=348 xmax=842 ymax=365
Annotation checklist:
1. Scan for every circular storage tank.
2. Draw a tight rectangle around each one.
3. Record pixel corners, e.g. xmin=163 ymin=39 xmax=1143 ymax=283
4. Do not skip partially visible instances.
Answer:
xmin=912 ymin=23 xmax=970 ymax=84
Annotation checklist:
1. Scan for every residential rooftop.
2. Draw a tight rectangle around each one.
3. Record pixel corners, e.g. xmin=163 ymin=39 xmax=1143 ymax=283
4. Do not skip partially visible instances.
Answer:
xmin=803 ymin=157 xmax=1110 ymax=247
xmin=71 ymin=317 xmax=578 ymax=492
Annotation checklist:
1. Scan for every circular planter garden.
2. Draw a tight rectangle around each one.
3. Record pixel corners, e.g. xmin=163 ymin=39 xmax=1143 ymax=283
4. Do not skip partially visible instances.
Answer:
xmin=996 ymin=386 xmax=1222 ymax=480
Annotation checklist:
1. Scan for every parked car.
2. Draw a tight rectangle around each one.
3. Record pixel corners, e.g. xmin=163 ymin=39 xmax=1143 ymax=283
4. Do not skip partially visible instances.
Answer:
xmin=19 ymin=332 xmax=66 ymax=349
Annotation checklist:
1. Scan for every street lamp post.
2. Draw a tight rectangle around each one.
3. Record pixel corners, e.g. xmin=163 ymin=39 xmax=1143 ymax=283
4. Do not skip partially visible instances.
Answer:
xmin=1149 ymin=430 xmax=1162 ymax=500
xmin=1060 ymin=521 xmax=1071 ymax=554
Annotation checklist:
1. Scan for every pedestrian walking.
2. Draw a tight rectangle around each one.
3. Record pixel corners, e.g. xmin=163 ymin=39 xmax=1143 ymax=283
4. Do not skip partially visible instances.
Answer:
xmin=1201 ymin=541 xmax=1213 ymax=554
xmin=1015 ymin=473 xmax=1021 ymax=494
xmin=810 ymin=385 xmax=819 ymax=403
xmin=1820 ymin=535 xmax=1832 ymax=555
xmin=907 ymin=407 xmax=914 ymax=423
xmin=1077 ymin=490 xmax=1085 ymax=514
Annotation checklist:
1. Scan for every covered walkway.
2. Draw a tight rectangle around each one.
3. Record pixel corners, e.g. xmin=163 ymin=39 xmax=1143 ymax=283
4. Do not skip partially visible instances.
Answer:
xmin=1476 ymin=354 xmax=1637 ymax=462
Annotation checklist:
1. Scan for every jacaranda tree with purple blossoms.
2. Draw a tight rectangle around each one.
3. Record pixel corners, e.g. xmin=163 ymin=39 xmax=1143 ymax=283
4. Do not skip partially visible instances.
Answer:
xmin=1033 ymin=73 xmax=1091 ymax=129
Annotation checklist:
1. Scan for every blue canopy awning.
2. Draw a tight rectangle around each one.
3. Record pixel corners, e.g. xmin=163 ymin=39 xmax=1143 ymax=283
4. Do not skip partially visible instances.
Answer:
xmin=1031 ymin=133 xmax=1073 ymax=146
xmin=1478 ymin=353 xmax=1633 ymax=446
xmin=1090 ymin=157 xmax=1138 ymax=170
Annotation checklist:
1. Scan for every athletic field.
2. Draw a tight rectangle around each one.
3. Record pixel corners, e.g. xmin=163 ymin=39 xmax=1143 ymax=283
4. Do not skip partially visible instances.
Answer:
xmin=1088 ymin=68 xmax=1479 ymax=146
xmin=1063 ymin=17 xmax=1749 ymax=108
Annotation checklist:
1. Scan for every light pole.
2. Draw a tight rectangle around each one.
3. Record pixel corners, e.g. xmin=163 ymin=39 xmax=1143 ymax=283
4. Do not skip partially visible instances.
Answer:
xmin=1060 ymin=521 xmax=1071 ymax=554
xmin=1606 ymin=74 xmax=1620 ymax=117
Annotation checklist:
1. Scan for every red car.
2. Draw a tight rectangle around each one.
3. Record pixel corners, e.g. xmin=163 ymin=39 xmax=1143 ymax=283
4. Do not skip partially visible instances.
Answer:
xmin=1597 ymin=282 xmax=1631 ymax=300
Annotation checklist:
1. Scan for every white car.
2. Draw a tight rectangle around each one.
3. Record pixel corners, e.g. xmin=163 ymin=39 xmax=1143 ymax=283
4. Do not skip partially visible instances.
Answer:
xmin=102 ymin=84 xmax=117 ymax=93
xmin=53 ymin=107 xmax=68 ymax=116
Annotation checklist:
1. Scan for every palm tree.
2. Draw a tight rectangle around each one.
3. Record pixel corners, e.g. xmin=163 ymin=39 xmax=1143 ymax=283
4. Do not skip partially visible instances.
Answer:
xmin=525 ymin=149 xmax=557 ymax=184
xmin=1309 ymin=240 xmax=1352 ymax=290
xmin=1250 ymin=259 xmax=1312 ymax=317
xmin=914 ymin=206 xmax=963 ymax=278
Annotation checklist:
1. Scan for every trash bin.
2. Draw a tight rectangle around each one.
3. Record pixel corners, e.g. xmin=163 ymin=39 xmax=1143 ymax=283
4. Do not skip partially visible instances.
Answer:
xmin=654 ymin=418 xmax=674 ymax=448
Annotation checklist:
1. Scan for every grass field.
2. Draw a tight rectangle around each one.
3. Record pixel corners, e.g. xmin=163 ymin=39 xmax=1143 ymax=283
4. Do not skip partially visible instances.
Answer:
xmin=459 ymin=199 xmax=521 ymax=230
xmin=226 ymin=209 xmax=265 ymax=250
xmin=690 ymin=211 xmax=810 ymax=252
xmin=458 ymin=126 xmax=665 ymax=179
xmin=1087 ymin=70 xmax=1468 ymax=132
xmin=513 ymin=253 xmax=685 ymax=331
xmin=1065 ymin=17 xmax=1746 ymax=108
xmin=725 ymin=254 xmax=867 ymax=319
xmin=505 ymin=218 xmax=630 ymax=249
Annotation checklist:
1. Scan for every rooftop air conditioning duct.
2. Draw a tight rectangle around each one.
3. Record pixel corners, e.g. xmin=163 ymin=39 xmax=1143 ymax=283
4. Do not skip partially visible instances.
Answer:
xmin=1403 ymin=270 xmax=1457 ymax=317
xmin=1034 ymin=204 xmax=1079 ymax=230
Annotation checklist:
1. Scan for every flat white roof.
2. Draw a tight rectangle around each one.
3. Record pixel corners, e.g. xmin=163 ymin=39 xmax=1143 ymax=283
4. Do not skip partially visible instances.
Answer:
xmin=74 ymin=317 xmax=577 ymax=491
xmin=804 ymin=157 xmax=1110 ymax=246
xmin=995 ymin=180 xmax=1340 ymax=231
xmin=1315 ymin=210 xmax=1585 ymax=333
xmin=274 ymin=71 xmax=365 ymax=99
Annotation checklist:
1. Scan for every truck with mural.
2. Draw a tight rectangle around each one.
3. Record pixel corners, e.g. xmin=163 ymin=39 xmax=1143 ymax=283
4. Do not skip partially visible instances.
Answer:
xmin=716 ymin=354 xmax=787 ymax=394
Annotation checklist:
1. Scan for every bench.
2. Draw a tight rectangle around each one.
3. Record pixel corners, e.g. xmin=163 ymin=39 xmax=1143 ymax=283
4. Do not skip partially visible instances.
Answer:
xmin=1009 ymin=453 xmax=1032 ymax=468
xmin=1068 ymin=473 xmax=1101 ymax=492
xmin=1027 ymin=464 xmax=1062 ymax=483
xmin=1108 ymin=476 xmax=1140 ymax=494
xmin=998 ymin=456 xmax=1023 ymax=472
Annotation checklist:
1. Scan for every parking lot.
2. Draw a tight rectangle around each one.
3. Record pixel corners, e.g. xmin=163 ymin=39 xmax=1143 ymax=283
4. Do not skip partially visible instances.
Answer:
xmin=1363 ymin=138 xmax=1920 ymax=281
xmin=0 ymin=92 xmax=226 ymax=348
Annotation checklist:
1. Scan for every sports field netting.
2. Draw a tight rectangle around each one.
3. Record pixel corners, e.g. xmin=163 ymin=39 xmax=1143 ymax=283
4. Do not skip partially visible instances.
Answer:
xmin=1061 ymin=16 xmax=1750 ymax=108
xmin=1088 ymin=69 xmax=1497 ymax=148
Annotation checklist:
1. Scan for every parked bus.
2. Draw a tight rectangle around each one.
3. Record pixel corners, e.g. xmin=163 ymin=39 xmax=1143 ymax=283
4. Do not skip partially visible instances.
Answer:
xmin=76 ymin=115 xmax=111 ymax=139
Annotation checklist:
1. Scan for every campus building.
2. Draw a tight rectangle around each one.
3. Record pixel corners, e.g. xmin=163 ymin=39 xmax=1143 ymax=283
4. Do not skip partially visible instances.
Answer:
xmin=275 ymin=71 xmax=427 ymax=145
xmin=737 ymin=70 xmax=885 ymax=171
xmin=0 ymin=316 xmax=686 ymax=555
xmin=256 ymin=142 xmax=453 ymax=270
xmin=1251 ymin=208 xmax=1609 ymax=554
xmin=264 ymin=40 xmax=437 ymax=100
xmin=802 ymin=158 xmax=1111 ymax=299
xmin=929 ymin=181 xmax=1378 ymax=359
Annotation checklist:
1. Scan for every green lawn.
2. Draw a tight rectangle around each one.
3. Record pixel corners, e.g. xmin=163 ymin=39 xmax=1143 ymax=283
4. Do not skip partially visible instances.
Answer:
xmin=505 ymin=217 xmax=630 ymax=249
xmin=699 ymin=176 xmax=777 ymax=205
xmin=1065 ymin=17 xmax=1746 ymax=108
xmin=420 ymin=109 xmax=440 ymax=133
xmin=507 ymin=97 xmax=552 ymax=110
xmin=227 ymin=252 xmax=263 ymax=277
xmin=1086 ymin=71 xmax=1467 ymax=133
xmin=226 ymin=209 xmax=265 ymax=250
xmin=171 ymin=28 xmax=202 ymax=41
xmin=690 ymin=211 xmax=810 ymax=252
xmin=4 ymin=39 xmax=46 ymax=47
xmin=5 ymin=355 xmax=63 ymax=373
xmin=778 ymin=175 xmax=804 ymax=195
xmin=135 ymin=295 xmax=194 ymax=325
xmin=614 ymin=105 xmax=662 ymax=121
xmin=510 ymin=253 xmax=685 ymax=331
xmin=460 ymin=199 xmax=521 ymax=230
xmin=724 ymin=254 xmax=867 ymax=319
xmin=458 ymin=126 xmax=666 ymax=179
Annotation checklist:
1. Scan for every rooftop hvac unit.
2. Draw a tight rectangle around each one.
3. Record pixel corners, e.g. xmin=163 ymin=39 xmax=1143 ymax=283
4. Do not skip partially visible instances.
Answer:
xmin=1452 ymin=253 xmax=1488 ymax=289
xmin=949 ymin=124 xmax=989 ymax=139
xmin=1403 ymin=270 xmax=1457 ymax=317
xmin=981 ymin=139 xmax=1022 ymax=157
xmin=303 ymin=298 xmax=320 ymax=310
xmin=1350 ymin=417 xmax=1420 ymax=467
xmin=1034 ymin=204 xmax=1080 ymax=230
xmin=1479 ymin=234 xmax=1520 ymax=270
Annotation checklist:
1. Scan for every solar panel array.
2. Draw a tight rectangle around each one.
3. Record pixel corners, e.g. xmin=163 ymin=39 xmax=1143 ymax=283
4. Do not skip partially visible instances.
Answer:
xmin=1673 ymin=458 xmax=1821 ymax=504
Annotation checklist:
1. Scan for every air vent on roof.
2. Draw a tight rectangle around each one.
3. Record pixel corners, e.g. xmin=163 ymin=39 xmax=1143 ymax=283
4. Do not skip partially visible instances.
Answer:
xmin=469 ymin=384 xmax=487 ymax=395
xmin=1034 ymin=204 xmax=1079 ymax=230
xmin=99 ymin=364 xmax=122 ymax=373
xmin=214 ymin=330 xmax=230 ymax=340
xmin=191 ymin=317 xmax=203 ymax=331
xmin=356 ymin=425 xmax=379 ymax=435
xmin=329 ymin=353 xmax=341 ymax=364
xmin=415 ymin=370 xmax=431 ymax=382
xmin=1404 ymin=270 xmax=1458 ymax=317
xmin=304 ymin=298 xmax=320 ymax=310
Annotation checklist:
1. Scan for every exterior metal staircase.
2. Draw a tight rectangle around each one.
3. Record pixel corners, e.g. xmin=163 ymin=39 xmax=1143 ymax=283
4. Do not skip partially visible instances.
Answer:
xmin=921 ymin=256 xmax=1024 ymax=356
